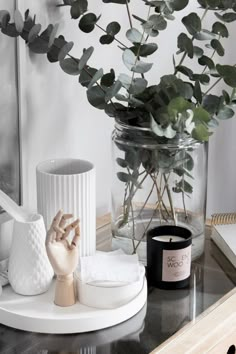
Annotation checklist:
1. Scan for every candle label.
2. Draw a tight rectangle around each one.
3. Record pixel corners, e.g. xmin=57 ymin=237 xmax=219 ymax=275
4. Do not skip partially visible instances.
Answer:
xmin=162 ymin=245 xmax=191 ymax=282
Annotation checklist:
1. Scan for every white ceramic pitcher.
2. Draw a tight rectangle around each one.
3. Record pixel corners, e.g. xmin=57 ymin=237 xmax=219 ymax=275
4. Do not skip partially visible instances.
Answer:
xmin=8 ymin=214 xmax=53 ymax=295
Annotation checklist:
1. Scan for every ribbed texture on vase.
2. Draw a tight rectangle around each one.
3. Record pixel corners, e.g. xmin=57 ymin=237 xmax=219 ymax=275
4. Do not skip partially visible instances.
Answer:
xmin=37 ymin=168 xmax=96 ymax=257
xmin=80 ymin=348 xmax=96 ymax=354
xmin=8 ymin=218 xmax=54 ymax=295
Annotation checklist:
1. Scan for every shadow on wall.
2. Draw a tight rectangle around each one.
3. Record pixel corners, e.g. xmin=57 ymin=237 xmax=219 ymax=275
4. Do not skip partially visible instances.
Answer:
xmin=0 ymin=14 xmax=20 ymax=206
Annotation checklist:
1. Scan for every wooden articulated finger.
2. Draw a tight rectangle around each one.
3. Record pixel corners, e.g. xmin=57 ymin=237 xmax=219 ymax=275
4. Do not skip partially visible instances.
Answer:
xmin=61 ymin=219 xmax=79 ymax=240
xmin=56 ymin=213 xmax=72 ymax=240
xmin=59 ymin=213 xmax=73 ymax=229
xmin=46 ymin=229 xmax=55 ymax=245
xmin=53 ymin=225 xmax=65 ymax=240
xmin=53 ymin=209 xmax=63 ymax=226
xmin=47 ymin=211 xmax=62 ymax=242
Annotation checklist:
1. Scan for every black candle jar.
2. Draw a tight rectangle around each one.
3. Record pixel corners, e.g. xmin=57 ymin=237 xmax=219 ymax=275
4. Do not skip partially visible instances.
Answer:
xmin=147 ymin=225 xmax=192 ymax=290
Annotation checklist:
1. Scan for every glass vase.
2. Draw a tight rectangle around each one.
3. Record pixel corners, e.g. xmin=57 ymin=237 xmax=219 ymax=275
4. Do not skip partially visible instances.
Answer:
xmin=111 ymin=121 xmax=208 ymax=265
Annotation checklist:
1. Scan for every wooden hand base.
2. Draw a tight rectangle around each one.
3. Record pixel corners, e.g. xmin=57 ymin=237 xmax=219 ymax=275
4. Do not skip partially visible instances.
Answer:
xmin=54 ymin=274 xmax=76 ymax=307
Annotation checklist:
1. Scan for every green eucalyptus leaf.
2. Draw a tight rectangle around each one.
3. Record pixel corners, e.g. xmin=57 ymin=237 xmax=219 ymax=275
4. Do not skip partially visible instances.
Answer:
xmin=101 ymin=69 xmax=115 ymax=87
xmin=211 ymin=39 xmax=224 ymax=56
xmin=14 ymin=10 xmax=24 ymax=33
xmin=1 ymin=23 xmax=19 ymax=37
xmin=216 ymin=64 xmax=236 ymax=87
xmin=29 ymin=31 xmax=50 ymax=53
xmin=58 ymin=41 xmax=74 ymax=61
xmin=166 ymin=0 xmax=189 ymax=11
xmin=79 ymin=67 xmax=97 ymax=86
xmin=191 ymin=74 xmax=210 ymax=85
xmin=125 ymin=150 xmax=140 ymax=170
xmin=87 ymin=86 xmax=107 ymax=109
xmin=24 ymin=9 xmax=30 ymax=21
xmin=70 ymin=0 xmax=88 ymax=19
xmin=0 ymin=11 xmax=10 ymax=29
xmin=60 ymin=57 xmax=80 ymax=75
xmin=130 ymin=43 xmax=158 ymax=57
xmin=174 ymin=180 xmax=193 ymax=194
xmin=212 ymin=22 xmax=229 ymax=37
xmin=151 ymin=115 xmax=176 ymax=138
xmin=193 ymin=80 xmax=202 ymax=103
xmin=177 ymin=33 xmax=193 ymax=58
xmin=198 ymin=55 xmax=215 ymax=70
xmin=168 ymin=97 xmax=193 ymax=116
xmin=126 ymin=28 xmax=143 ymax=43
xmin=105 ymin=80 xmax=122 ymax=102
xmin=175 ymin=65 xmax=193 ymax=78
xmin=215 ymin=12 xmax=236 ymax=22
xmin=208 ymin=117 xmax=219 ymax=128
xmin=193 ymin=106 xmax=211 ymax=123
xmin=116 ymin=158 xmax=128 ymax=168
xmin=48 ymin=23 xmax=59 ymax=47
xmin=47 ymin=35 xmax=67 ymax=62
xmin=174 ymin=168 xmax=194 ymax=179
xmin=122 ymin=49 xmax=153 ymax=74
xmin=107 ymin=21 xmax=120 ymax=35
xmin=182 ymin=13 xmax=201 ymax=35
xmin=185 ymin=153 xmax=194 ymax=171
xmin=63 ymin=0 xmax=74 ymax=4
xmin=79 ymin=46 xmax=94 ymax=72
xmin=192 ymin=124 xmax=212 ymax=141
xmin=222 ymin=90 xmax=230 ymax=104
xmin=28 ymin=24 xmax=41 ymax=43
xmin=20 ymin=16 xmax=35 ymax=41
xmin=130 ymin=78 xmax=148 ymax=95
xmin=142 ymin=14 xmax=167 ymax=36
xmin=193 ymin=46 xmax=204 ymax=58
xmin=202 ymin=95 xmax=221 ymax=114
xmin=117 ymin=172 xmax=131 ymax=183
xmin=217 ymin=106 xmax=235 ymax=119
xmin=103 ymin=0 xmax=129 ymax=3
xmin=79 ymin=13 xmax=97 ymax=33
xmin=100 ymin=34 xmax=114 ymax=44
xmin=194 ymin=29 xmax=217 ymax=40
xmin=87 ymin=68 xmax=104 ymax=89
xmin=119 ymin=74 xmax=148 ymax=95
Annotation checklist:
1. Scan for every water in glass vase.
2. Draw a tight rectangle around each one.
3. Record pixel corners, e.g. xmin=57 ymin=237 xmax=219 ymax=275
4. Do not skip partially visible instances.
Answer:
xmin=111 ymin=121 xmax=207 ymax=265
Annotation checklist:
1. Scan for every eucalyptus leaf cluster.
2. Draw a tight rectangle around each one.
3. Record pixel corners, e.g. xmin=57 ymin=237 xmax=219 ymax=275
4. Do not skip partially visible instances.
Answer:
xmin=1 ymin=0 xmax=236 ymax=144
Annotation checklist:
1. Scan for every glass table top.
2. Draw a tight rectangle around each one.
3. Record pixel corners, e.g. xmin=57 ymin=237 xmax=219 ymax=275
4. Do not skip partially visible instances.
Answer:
xmin=0 ymin=226 xmax=235 ymax=354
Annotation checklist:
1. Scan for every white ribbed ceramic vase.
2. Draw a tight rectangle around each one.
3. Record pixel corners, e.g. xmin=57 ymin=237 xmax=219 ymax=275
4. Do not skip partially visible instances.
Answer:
xmin=36 ymin=159 xmax=96 ymax=257
xmin=8 ymin=215 xmax=54 ymax=295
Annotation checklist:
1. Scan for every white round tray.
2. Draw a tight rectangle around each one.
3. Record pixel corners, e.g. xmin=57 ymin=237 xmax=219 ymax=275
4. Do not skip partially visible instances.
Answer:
xmin=0 ymin=278 xmax=147 ymax=334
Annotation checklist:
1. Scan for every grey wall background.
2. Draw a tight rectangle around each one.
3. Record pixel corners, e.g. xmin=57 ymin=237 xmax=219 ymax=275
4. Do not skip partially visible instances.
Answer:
xmin=13 ymin=0 xmax=236 ymax=217
xmin=0 ymin=0 xmax=20 ymax=206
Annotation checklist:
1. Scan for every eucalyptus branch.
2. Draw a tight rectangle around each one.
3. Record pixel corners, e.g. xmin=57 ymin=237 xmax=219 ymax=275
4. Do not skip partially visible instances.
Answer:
xmin=201 ymin=35 xmax=221 ymax=75
xmin=203 ymin=77 xmax=222 ymax=96
xmin=150 ymin=174 xmax=168 ymax=222
xmin=125 ymin=0 xmax=133 ymax=29
xmin=95 ymin=23 xmax=129 ymax=49
xmin=163 ymin=174 xmax=177 ymax=225
xmin=137 ymin=180 xmax=155 ymax=217
xmin=204 ymin=63 xmax=236 ymax=96
xmin=128 ymin=5 xmax=151 ymax=101
xmin=174 ymin=7 xmax=209 ymax=75
xmin=127 ymin=180 xmax=136 ymax=251
xmin=133 ymin=198 xmax=160 ymax=253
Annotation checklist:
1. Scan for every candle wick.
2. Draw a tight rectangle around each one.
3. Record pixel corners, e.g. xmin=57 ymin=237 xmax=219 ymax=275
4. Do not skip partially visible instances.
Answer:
xmin=169 ymin=238 xmax=173 ymax=242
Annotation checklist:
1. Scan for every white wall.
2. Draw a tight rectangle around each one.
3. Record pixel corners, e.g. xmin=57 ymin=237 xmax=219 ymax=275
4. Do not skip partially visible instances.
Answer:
xmin=16 ymin=0 xmax=236 ymax=217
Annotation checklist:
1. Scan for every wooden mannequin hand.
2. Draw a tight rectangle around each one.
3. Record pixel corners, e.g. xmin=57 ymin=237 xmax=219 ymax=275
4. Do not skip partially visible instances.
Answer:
xmin=46 ymin=210 xmax=80 ymax=307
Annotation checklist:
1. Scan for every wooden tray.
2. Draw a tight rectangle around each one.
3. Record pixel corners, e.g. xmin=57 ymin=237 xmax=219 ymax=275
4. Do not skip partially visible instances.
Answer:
xmin=152 ymin=288 xmax=236 ymax=353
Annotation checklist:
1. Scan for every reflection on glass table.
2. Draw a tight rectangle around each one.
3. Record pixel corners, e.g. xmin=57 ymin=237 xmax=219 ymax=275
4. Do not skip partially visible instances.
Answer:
xmin=0 ymin=225 xmax=235 ymax=354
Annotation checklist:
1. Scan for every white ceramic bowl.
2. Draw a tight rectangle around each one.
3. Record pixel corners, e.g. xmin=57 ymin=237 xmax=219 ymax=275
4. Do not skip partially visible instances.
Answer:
xmin=75 ymin=265 xmax=145 ymax=309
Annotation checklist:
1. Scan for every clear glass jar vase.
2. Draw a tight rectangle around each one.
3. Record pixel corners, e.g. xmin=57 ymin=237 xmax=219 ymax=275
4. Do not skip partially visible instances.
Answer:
xmin=111 ymin=121 xmax=208 ymax=265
